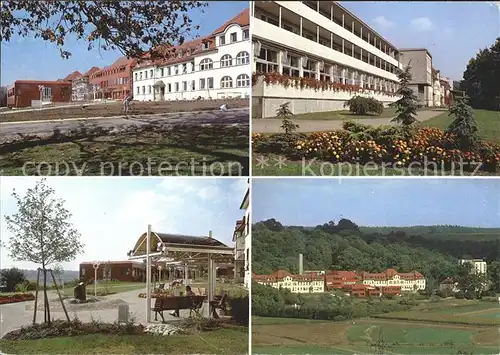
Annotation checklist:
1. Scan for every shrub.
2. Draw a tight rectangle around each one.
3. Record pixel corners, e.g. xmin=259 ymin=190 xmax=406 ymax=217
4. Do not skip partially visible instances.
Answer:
xmin=228 ymin=296 xmax=249 ymax=325
xmin=454 ymin=291 xmax=465 ymax=299
xmin=344 ymin=96 xmax=384 ymax=116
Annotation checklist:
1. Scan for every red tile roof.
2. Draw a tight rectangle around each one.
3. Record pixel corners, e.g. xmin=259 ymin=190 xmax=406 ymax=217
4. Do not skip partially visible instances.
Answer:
xmin=211 ymin=8 xmax=249 ymax=35
xmin=63 ymin=71 xmax=82 ymax=82
xmin=84 ymin=66 xmax=101 ymax=77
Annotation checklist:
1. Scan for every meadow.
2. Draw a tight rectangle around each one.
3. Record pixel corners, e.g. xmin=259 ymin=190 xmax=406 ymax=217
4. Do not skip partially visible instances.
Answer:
xmin=252 ymin=298 xmax=500 ymax=354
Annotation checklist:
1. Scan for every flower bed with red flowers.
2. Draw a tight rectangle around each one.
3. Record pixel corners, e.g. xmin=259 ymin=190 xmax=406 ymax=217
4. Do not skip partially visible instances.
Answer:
xmin=0 ymin=292 xmax=35 ymax=304
xmin=252 ymin=72 xmax=398 ymax=97
xmin=253 ymin=124 xmax=500 ymax=173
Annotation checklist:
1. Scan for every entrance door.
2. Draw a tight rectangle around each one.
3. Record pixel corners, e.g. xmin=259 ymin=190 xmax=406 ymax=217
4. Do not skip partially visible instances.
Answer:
xmin=160 ymin=87 xmax=165 ymax=101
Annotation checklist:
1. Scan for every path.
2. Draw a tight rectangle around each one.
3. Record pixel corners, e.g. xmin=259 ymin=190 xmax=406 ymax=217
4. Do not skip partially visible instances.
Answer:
xmin=0 ymin=288 xmax=185 ymax=338
xmin=252 ymin=110 xmax=443 ymax=133
xmin=0 ymin=108 xmax=249 ymax=138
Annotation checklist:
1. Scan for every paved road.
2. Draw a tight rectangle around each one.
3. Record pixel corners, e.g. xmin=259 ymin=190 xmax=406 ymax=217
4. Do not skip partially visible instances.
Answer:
xmin=0 ymin=108 xmax=249 ymax=138
xmin=0 ymin=288 xmax=190 ymax=338
xmin=252 ymin=110 xmax=444 ymax=133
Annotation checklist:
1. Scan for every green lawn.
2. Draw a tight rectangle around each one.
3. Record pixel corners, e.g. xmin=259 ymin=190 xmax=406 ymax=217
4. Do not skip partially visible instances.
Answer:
xmin=276 ymin=107 xmax=399 ymax=120
xmin=0 ymin=328 xmax=248 ymax=355
xmin=0 ymin=124 xmax=249 ymax=176
xmin=253 ymin=344 xmax=500 ymax=355
xmin=423 ymin=109 xmax=500 ymax=144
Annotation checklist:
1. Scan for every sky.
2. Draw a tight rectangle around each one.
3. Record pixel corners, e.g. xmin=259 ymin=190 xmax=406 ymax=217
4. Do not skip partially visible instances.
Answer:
xmin=0 ymin=1 xmax=248 ymax=85
xmin=0 ymin=177 xmax=248 ymax=271
xmin=339 ymin=1 xmax=500 ymax=81
xmin=252 ymin=178 xmax=500 ymax=228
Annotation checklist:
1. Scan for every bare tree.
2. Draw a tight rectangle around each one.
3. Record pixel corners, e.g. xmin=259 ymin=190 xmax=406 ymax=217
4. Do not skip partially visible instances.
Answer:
xmin=4 ymin=179 xmax=84 ymax=324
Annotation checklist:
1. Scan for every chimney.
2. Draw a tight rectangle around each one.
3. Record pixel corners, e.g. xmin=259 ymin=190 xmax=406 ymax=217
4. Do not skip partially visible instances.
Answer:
xmin=208 ymin=230 xmax=212 ymax=239
xmin=299 ymin=253 xmax=303 ymax=275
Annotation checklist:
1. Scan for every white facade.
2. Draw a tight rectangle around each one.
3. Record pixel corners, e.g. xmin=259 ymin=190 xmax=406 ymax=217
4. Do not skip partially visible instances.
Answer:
xmin=256 ymin=274 xmax=325 ymax=293
xmin=460 ymin=259 xmax=487 ymax=275
xmin=251 ymin=1 xmax=402 ymax=117
xmin=361 ymin=274 xmax=426 ymax=292
xmin=133 ymin=21 xmax=250 ymax=101
xmin=243 ymin=191 xmax=251 ymax=288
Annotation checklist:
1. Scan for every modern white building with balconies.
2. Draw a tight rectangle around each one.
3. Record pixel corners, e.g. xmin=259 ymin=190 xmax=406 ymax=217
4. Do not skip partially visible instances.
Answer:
xmin=251 ymin=1 xmax=403 ymax=117
xmin=132 ymin=9 xmax=250 ymax=101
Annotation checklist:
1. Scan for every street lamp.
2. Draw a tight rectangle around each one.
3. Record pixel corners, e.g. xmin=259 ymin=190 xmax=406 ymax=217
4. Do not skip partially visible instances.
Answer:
xmin=92 ymin=261 xmax=100 ymax=297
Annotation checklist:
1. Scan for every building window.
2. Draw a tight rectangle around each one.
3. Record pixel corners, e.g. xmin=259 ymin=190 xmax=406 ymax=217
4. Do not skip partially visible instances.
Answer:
xmin=243 ymin=29 xmax=249 ymax=40
xmin=182 ymin=81 xmax=187 ymax=91
xmin=221 ymin=76 xmax=233 ymax=88
xmin=175 ymin=82 xmax=179 ymax=92
xmin=150 ymin=69 xmax=153 ymax=78
xmin=282 ymin=53 xmax=300 ymax=77
xmin=256 ymin=47 xmax=278 ymax=73
xmin=140 ymin=72 xmax=143 ymax=80
xmin=175 ymin=66 xmax=179 ymax=75
xmin=182 ymin=63 xmax=187 ymax=73
xmin=236 ymin=51 xmax=250 ymax=65
xmin=134 ymin=73 xmax=138 ymax=81
xmin=200 ymin=78 xmax=206 ymax=90
xmin=145 ymin=71 xmax=148 ymax=79
xmin=167 ymin=67 xmax=171 ymax=76
xmin=191 ymin=80 xmax=195 ymax=91
xmin=147 ymin=85 xmax=151 ymax=94
xmin=230 ymin=32 xmax=237 ymax=43
xmin=191 ymin=61 xmax=195 ymax=72
xmin=160 ymin=68 xmax=164 ymax=77
xmin=236 ymin=74 xmax=250 ymax=87
xmin=142 ymin=86 xmax=145 ymax=94
xmin=207 ymin=77 xmax=214 ymax=89
xmin=221 ymin=54 xmax=232 ymax=67
xmin=219 ymin=35 xmax=225 ymax=45
xmin=303 ymin=59 xmax=317 ymax=78
xmin=200 ymin=58 xmax=213 ymax=71
xmin=167 ymin=83 xmax=172 ymax=93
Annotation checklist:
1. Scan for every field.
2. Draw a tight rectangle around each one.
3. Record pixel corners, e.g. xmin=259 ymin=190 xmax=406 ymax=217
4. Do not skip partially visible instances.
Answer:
xmin=270 ymin=107 xmax=399 ymax=121
xmin=252 ymin=299 xmax=500 ymax=354
xmin=0 ymin=99 xmax=249 ymax=122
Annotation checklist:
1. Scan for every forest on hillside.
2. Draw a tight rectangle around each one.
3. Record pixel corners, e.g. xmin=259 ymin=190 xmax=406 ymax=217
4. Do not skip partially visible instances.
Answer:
xmin=252 ymin=218 xmax=500 ymax=289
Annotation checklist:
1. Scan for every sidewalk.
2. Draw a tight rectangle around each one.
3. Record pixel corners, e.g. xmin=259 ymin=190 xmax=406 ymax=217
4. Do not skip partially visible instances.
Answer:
xmin=252 ymin=110 xmax=444 ymax=133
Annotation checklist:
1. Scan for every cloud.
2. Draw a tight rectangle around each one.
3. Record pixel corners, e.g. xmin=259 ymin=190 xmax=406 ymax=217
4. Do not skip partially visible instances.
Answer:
xmin=372 ymin=16 xmax=395 ymax=28
xmin=410 ymin=17 xmax=433 ymax=31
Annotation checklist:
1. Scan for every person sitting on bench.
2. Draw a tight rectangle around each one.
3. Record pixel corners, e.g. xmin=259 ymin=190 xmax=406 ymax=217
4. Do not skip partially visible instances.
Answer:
xmin=170 ymin=285 xmax=195 ymax=317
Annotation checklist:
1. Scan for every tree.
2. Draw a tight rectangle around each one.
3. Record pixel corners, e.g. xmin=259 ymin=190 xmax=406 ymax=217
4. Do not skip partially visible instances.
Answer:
xmin=4 ymin=179 xmax=84 ymax=324
xmin=391 ymin=65 xmax=419 ymax=127
xmin=0 ymin=268 xmax=26 ymax=292
xmin=461 ymin=38 xmax=500 ymax=110
xmin=488 ymin=261 xmax=500 ymax=293
xmin=277 ymin=102 xmax=299 ymax=135
xmin=446 ymin=97 xmax=479 ymax=151
xmin=1 ymin=1 xmax=206 ymax=59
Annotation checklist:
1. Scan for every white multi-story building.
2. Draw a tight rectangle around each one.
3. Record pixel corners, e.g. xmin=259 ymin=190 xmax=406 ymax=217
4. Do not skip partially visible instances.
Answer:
xmin=359 ymin=269 xmax=426 ymax=292
xmin=234 ymin=182 xmax=250 ymax=288
xmin=132 ymin=9 xmax=250 ymax=101
xmin=251 ymin=1 xmax=403 ymax=117
xmin=460 ymin=259 xmax=487 ymax=275
xmin=253 ymin=270 xmax=325 ymax=293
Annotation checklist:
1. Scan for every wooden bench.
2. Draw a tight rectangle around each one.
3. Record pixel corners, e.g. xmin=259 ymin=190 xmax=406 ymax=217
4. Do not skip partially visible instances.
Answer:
xmin=152 ymin=295 xmax=206 ymax=322
xmin=209 ymin=294 xmax=228 ymax=319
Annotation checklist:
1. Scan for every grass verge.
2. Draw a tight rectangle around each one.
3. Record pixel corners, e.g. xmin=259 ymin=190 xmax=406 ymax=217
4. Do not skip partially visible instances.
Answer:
xmin=0 ymin=124 xmax=249 ymax=176
xmin=0 ymin=328 xmax=248 ymax=355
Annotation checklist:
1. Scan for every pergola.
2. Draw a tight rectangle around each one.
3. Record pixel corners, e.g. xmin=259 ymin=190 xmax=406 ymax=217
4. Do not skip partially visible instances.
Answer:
xmin=128 ymin=225 xmax=234 ymax=322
